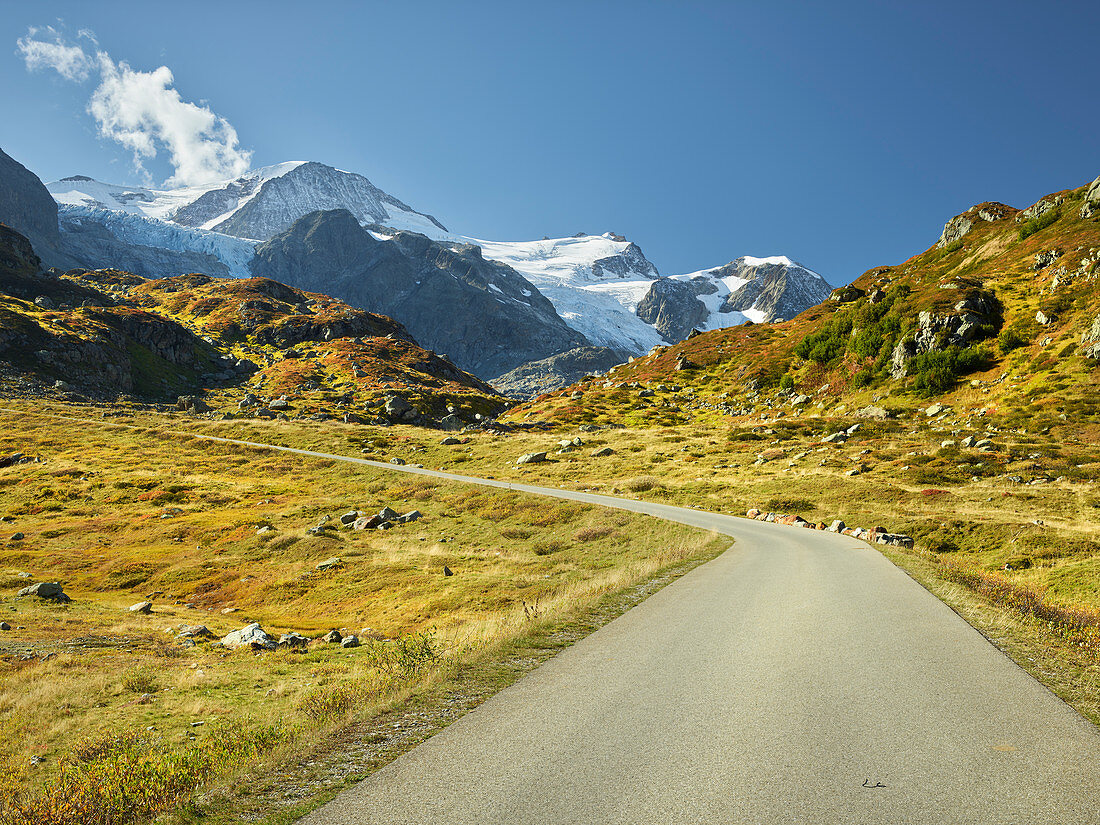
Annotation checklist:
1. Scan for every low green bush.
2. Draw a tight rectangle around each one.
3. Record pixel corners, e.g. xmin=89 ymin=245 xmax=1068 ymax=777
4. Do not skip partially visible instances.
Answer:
xmin=1018 ymin=209 xmax=1059 ymax=241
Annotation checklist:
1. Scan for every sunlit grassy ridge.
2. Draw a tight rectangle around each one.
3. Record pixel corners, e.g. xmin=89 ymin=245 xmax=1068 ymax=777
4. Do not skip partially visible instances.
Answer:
xmin=0 ymin=233 xmax=508 ymax=423
xmin=509 ymin=179 xmax=1100 ymax=429
xmin=86 ymin=271 xmax=508 ymax=420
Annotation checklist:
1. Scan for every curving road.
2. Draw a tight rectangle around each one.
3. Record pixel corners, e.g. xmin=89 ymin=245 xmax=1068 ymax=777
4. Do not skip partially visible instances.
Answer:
xmin=12 ymin=415 xmax=1097 ymax=823
xmin=174 ymin=434 xmax=1100 ymax=824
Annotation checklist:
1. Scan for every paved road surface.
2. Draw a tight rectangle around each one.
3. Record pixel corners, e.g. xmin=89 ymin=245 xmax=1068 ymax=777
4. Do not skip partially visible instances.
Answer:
xmin=30 ymin=422 xmax=1100 ymax=823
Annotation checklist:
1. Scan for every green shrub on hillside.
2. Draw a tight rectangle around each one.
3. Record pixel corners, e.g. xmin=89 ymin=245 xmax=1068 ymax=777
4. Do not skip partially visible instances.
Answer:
xmin=998 ymin=325 xmax=1031 ymax=354
xmin=851 ymin=368 xmax=874 ymax=388
xmin=794 ymin=317 xmax=851 ymax=364
xmin=795 ymin=285 xmax=911 ymax=367
xmin=909 ymin=345 xmax=992 ymax=397
xmin=1018 ymin=209 xmax=1059 ymax=241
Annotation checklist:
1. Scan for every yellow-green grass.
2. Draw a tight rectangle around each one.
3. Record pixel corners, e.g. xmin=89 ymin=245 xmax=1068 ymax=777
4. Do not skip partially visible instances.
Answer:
xmin=0 ymin=402 xmax=721 ymax=821
xmin=5 ymin=395 xmax=1100 ymax=815
xmin=80 ymin=398 xmax=1100 ymax=615
xmin=131 ymin=398 xmax=1100 ymax=651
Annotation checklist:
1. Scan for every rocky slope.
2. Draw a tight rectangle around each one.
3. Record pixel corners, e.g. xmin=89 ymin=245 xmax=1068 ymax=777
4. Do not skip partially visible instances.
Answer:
xmin=0 ymin=224 xmax=505 ymax=424
xmin=491 ymin=346 xmax=628 ymax=398
xmin=250 ymin=209 xmax=589 ymax=379
xmin=0 ymin=224 xmax=221 ymax=397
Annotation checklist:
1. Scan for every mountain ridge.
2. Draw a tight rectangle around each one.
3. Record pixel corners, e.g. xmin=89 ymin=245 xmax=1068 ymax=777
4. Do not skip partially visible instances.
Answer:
xmin=4 ymin=146 xmax=833 ymax=388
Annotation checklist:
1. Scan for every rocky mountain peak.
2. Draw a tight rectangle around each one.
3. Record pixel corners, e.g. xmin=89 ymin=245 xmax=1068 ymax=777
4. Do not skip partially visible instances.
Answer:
xmin=0 ymin=147 xmax=63 ymax=259
xmin=937 ymin=202 xmax=1018 ymax=248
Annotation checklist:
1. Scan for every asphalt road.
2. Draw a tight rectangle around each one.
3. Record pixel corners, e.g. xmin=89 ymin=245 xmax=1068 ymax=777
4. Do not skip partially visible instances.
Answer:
xmin=28 ymin=421 xmax=1100 ymax=823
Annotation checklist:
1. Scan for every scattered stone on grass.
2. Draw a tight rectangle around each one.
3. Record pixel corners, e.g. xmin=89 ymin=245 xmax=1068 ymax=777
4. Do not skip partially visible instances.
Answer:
xmin=178 ymin=624 xmax=215 ymax=639
xmin=17 ymin=582 xmax=70 ymax=602
xmin=221 ymin=623 xmax=277 ymax=650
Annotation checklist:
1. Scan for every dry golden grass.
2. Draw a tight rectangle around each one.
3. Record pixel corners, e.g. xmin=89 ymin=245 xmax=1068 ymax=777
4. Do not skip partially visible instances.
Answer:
xmin=0 ymin=401 xmax=721 ymax=820
xmin=5 ymin=390 xmax=1100 ymax=818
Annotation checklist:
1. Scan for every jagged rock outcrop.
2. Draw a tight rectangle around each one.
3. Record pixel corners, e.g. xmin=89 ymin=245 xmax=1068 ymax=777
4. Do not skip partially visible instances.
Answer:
xmin=938 ymin=214 xmax=973 ymax=248
xmin=636 ymin=278 xmax=714 ymax=342
xmin=719 ymin=260 xmax=831 ymax=322
xmin=0 ymin=147 xmax=81 ymax=268
xmin=1080 ymin=314 xmax=1100 ymax=359
xmin=1017 ymin=196 xmax=1063 ymax=223
xmin=591 ymin=243 xmax=659 ymax=280
xmin=830 ymin=286 xmax=866 ymax=303
xmin=890 ymin=289 xmax=1001 ymax=378
xmin=1082 ymin=176 xmax=1100 ymax=220
xmin=491 ymin=346 xmax=627 ymax=397
xmin=250 ymin=209 xmax=588 ymax=379
xmin=937 ymin=202 xmax=1014 ymax=247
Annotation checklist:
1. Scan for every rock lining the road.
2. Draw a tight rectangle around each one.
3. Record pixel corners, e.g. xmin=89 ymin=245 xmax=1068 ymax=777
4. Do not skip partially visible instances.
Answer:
xmin=745 ymin=508 xmax=914 ymax=548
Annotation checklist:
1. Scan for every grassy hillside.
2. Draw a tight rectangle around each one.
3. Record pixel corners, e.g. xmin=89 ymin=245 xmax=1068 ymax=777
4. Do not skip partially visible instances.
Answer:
xmin=463 ymin=174 xmax=1100 ymax=724
xmin=511 ymin=177 xmax=1100 ymax=428
xmin=0 ymin=225 xmax=508 ymax=426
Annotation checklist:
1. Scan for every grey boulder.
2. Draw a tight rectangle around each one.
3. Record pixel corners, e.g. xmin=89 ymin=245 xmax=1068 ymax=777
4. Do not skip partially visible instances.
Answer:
xmin=221 ymin=623 xmax=277 ymax=650
xmin=17 ymin=582 xmax=70 ymax=602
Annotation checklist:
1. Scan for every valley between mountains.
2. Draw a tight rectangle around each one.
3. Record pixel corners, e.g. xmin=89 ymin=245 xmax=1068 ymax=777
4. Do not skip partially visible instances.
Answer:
xmin=1 ymin=143 xmax=1100 ymax=824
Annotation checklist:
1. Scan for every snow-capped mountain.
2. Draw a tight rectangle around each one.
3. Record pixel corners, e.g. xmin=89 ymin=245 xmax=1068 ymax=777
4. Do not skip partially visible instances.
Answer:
xmin=637 ymin=256 xmax=831 ymax=342
xmin=48 ymin=161 xmax=447 ymax=240
xmin=249 ymin=209 xmax=587 ymax=379
xmin=470 ymin=234 xmax=665 ymax=354
xmin=59 ymin=204 xmax=257 ymax=277
xmin=30 ymin=156 xmax=832 ymax=385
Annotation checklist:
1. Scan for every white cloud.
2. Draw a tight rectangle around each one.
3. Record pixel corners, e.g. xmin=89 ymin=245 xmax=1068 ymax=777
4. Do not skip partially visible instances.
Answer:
xmin=16 ymin=26 xmax=253 ymax=187
xmin=16 ymin=25 xmax=94 ymax=81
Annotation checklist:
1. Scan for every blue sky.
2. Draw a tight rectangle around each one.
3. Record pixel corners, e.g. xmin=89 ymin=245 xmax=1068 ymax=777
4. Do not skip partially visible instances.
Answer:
xmin=1 ymin=0 xmax=1098 ymax=285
